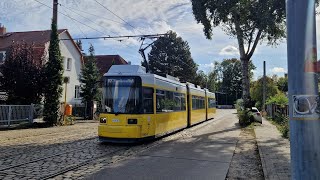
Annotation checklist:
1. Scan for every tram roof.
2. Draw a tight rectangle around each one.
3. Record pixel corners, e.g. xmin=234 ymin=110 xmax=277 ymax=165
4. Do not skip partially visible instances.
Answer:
xmin=104 ymin=65 xmax=184 ymax=86
xmin=104 ymin=65 xmax=146 ymax=76
xmin=104 ymin=65 xmax=215 ymax=94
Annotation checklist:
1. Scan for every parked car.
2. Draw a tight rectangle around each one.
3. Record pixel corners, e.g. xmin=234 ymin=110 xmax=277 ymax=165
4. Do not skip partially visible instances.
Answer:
xmin=250 ymin=107 xmax=262 ymax=123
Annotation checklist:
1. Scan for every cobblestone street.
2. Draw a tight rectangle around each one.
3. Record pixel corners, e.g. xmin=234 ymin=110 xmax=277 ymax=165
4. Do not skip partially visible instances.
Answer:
xmin=0 ymin=110 xmax=240 ymax=180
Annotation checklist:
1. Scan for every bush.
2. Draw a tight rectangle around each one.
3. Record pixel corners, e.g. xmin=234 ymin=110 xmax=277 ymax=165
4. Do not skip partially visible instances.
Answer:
xmin=235 ymin=99 xmax=244 ymax=113
xmin=274 ymin=113 xmax=289 ymax=138
xmin=238 ymin=109 xmax=252 ymax=127
xmin=255 ymin=101 xmax=262 ymax=110
xmin=266 ymin=93 xmax=288 ymax=107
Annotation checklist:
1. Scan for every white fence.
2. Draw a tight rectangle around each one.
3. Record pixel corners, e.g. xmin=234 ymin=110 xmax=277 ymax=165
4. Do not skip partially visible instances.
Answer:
xmin=0 ymin=105 xmax=34 ymax=127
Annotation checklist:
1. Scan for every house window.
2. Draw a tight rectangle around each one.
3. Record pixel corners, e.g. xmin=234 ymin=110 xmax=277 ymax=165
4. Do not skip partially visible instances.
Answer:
xmin=0 ymin=51 xmax=6 ymax=64
xmin=75 ymin=85 xmax=81 ymax=99
xmin=66 ymin=58 xmax=72 ymax=71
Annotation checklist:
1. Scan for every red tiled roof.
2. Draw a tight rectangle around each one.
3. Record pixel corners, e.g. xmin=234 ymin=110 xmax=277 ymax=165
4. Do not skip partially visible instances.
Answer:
xmin=0 ymin=29 xmax=84 ymax=66
xmin=0 ymin=29 xmax=66 ymax=50
xmin=85 ymin=55 xmax=128 ymax=76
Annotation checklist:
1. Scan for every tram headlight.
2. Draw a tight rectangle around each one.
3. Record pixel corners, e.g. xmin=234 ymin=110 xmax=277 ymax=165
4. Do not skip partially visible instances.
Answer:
xmin=128 ymin=119 xmax=137 ymax=124
xmin=100 ymin=117 xmax=107 ymax=123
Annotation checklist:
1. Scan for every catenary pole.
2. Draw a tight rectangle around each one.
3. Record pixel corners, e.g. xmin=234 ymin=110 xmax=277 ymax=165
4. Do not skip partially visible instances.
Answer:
xmin=287 ymin=0 xmax=320 ymax=179
xmin=263 ymin=61 xmax=266 ymax=112
xmin=53 ymin=0 xmax=58 ymax=25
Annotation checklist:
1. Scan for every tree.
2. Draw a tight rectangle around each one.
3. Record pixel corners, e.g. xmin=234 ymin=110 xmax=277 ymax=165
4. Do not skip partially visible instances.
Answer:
xmin=266 ymin=93 xmax=288 ymax=107
xmin=191 ymin=0 xmax=286 ymax=107
xmin=194 ymin=70 xmax=208 ymax=88
xmin=75 ymin=40 xmax=83 ymax=51
xmin=207 ymin=70 xmax=218 ymax=92
xmin=277 ymin=76 xmax=288 ymax=92
xmin=213 ymin=58 xmax=255 ymax=104
xmin=147 ymin=31 xmax=198 ymax=82
xmin=43 ymin=21 xmax=63 ymax=126
xmin=251 ymin=76 xmax=278 ymax=110
xmin=80 ymin=44 xmax=100 ymax=120
xmin=0 ymin=43 xmax=45 ymax=104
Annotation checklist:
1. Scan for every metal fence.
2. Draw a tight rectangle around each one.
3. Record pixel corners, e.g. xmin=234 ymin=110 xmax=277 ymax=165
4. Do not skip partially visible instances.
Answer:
xmin=0 ymin=105 xmax=34 ymax=127
xmin=266 ymin=104 xmax=289 ymax=118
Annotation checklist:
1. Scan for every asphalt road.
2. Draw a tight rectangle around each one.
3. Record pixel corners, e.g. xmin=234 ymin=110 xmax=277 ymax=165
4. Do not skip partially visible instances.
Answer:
xmin=89 ymin=109 xmax=240 ymax=180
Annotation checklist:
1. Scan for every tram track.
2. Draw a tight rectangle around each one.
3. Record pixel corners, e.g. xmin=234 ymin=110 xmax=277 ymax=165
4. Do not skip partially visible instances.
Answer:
xmin=0 ymin=142 xmax=130 ymax=180
xmin=41 ymin=138 xmax=170 ymax=180
xmin=41 ymin=145 xmax=132 ymax=180
xmin=43 ymin=119 xmax=224 ymax=179
xmin=0 ymin=111 xmax=229 ymax=180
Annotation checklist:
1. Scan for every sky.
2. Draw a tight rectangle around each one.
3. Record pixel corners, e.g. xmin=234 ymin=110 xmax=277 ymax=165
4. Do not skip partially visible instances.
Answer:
xmin=0 ymin=0 xmax=319 ymax=79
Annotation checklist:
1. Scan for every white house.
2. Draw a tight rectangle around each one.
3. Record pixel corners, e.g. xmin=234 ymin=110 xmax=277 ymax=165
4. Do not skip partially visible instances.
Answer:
xmin=0 ymin=24 xmax=83 ymax=106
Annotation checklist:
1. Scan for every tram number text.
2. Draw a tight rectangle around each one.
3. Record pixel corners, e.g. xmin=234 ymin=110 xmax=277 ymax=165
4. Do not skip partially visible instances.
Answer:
xmin=112 ymin=119 xmax=120 ymax=123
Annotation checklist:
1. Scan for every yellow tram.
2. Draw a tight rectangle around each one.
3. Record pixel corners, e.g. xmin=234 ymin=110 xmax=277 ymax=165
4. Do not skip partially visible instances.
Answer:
xmin=98 ymin=65 xmax=216 ymax=143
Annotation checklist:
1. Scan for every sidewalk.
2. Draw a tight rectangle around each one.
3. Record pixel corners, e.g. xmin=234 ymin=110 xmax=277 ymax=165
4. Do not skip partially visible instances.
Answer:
xmin=254 ymin=119 xmax=291 ymax=180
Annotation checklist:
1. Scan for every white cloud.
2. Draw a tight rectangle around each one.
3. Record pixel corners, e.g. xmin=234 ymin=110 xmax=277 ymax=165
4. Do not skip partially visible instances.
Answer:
xmin=271 ymin=67 xmax=286 ymax=73
xmin=219 ymin=45 xmax=239 ymax=56
xmin=199 ymin=62 xmax=215 ymax=68
xmin=198 ymin=62 xmax=215 ymax=73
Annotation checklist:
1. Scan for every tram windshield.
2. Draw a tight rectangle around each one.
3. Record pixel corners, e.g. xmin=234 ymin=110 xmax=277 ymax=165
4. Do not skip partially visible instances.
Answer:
xmin=103 ymin=77 xmax=141 ymax=114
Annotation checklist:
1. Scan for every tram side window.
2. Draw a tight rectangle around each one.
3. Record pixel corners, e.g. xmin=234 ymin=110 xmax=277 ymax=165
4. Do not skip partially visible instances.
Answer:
xmin=156 ymin=90 xmax=186 ymax=113
xmin=156 ymin=90 xmax=166 ymax=112
xmin=143 ymin=88 xmax=154 ymax=114
xmin=208 ymin=98 xmax=216 ymax=108
xmin=200 ymin=97 xmax=205 ymax=109
xmin=192 ymin=95 xmax=205 ymax=110
xmin=181 ymin=95 xmax=186 ymax=110
xmin=192 ymin=96 xmax=198 ymax=110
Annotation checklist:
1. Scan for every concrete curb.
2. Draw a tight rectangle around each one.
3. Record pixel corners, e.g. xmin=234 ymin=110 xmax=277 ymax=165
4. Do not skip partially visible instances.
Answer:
xmin=254 ymin=126 xmax=270 ymax=180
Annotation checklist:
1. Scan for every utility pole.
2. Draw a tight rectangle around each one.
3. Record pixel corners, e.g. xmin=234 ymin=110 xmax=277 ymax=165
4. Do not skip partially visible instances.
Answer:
xmin=53 ymin=0 xmax=58 ymax=25
xmin=287 ymin=0 xmax=320 ymax=179
xmin=263 ymin=61 xmax=266 ymax=112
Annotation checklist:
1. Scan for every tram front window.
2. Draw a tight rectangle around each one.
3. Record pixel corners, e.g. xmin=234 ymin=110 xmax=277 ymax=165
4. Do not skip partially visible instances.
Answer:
xmin=104 ymin=77 xmax=141 ymax=114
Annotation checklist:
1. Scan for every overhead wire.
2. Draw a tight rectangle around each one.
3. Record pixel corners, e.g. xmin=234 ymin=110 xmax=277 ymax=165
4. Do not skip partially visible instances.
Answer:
xmin=33 ymin=0 xmax=107 ymax=36
xmin=59 ymin=3 xmax=118 ymax=36
xmin=57 ymin=4 xmax=123 ymax=25
xmin=33 ymin=0 xmax=166 ymax=64
xmin=59 ymin=2 xmax=119 ymax=54
xmin=59 ymin=1 xmax=150 ymax=56
xmin=93 ymin=0 xmax=145 ymax=35
xmin=60 ymin=5 xmax=87 ymax=38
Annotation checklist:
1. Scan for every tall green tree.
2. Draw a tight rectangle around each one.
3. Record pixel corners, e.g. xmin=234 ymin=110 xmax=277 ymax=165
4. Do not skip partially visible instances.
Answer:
xmin=251 ymin=76 xmax=278 ymax=109
xmin=213 ymin=59 xmax=255 ymax=104
xmin=147 ymin=31 xmax=198 ymax=82
xmin=43 ymin=21 xmax=63 ymax=126
xmin=191 ymin=0 xmax=286 ymax=107
xmin=277 ymin=76 xmax=288 ymax=92
xmin=207 ymin=70 xmax=218 ymax=92
xmin=80 ymin=44 xmax=100 ymax=120
xmin=0 ymin=43 xmax=45 ymax=104
xmin=194 ymin=70 xmax=208 ymax=88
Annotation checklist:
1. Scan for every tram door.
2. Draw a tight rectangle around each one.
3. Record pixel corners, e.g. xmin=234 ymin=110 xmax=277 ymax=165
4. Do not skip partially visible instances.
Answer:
xmin=140 ymin=117 xmax=151 ymax=137
xmin=141 ymin=87 xmax=154 ymax=137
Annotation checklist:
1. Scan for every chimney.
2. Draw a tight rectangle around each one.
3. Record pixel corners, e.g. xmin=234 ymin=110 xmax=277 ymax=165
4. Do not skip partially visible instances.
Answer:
xmin=0 ymin=24 xmax=6 ymax=36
